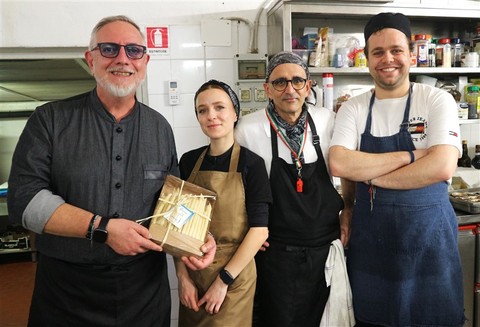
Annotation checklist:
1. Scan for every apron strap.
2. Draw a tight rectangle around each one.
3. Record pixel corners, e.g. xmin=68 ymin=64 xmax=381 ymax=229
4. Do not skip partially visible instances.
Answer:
xmin=229 ymin=142 xmax=241 ymax=173
xmin=364 ymin=83 xmax=414 ymax=135
xmin=187 ymin=147 xmax=208 ymax=182
xmin=307 ymin=112 xmax=330 ymax=179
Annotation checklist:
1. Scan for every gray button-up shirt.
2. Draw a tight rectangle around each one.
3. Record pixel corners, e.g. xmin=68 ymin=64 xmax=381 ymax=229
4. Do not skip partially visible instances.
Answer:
xmin=8 ymin=89 xmax=179 ymax=264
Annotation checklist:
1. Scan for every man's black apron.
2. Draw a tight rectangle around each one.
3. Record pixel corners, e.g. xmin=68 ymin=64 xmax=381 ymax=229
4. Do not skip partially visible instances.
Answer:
xmin=255 ymin=112 xmax=344 ymax=327
xmin=348 ymin=85 xmax=464 ymax=326
xmin=28 ymin=251 xmax=170 ymax=327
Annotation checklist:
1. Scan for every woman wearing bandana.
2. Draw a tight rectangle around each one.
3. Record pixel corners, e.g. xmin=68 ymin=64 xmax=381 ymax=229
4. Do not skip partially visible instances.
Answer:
xmin=330 ymin=13 xmax=465 ymax=326
xmin=175 ymin=80 xmax=271 ymax=327
xmin=235 ymin=51 xmax=355 ymax=327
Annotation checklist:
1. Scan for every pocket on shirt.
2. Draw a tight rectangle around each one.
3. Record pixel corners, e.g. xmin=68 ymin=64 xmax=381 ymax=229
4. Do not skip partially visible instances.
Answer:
xmin=143 ymin=164 xmax=168 ymax=203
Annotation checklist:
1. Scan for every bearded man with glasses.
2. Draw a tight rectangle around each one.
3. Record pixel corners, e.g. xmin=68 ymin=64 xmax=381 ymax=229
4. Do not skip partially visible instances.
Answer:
xmin=235 ymin=51 xmax=355 ymax=327
xmin=8 ymin=15 xmax=216 ymax=327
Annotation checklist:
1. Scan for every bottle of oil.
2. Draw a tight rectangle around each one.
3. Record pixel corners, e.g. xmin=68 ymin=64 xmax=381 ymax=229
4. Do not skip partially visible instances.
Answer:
xmin=472 ymin=145 xmax=480 ymax=169
xmin=458 ymin=140 xmax=472 ymax=167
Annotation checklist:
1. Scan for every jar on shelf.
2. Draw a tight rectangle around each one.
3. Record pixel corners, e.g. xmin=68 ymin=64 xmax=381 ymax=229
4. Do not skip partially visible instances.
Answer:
xmin=451 ymin=38 xmax=463 ymax=67
xmin=436 ymin=38 xmax=451 ymax=68
xmin=415 ymin=34 xmax=429 ymax=67
xmin=466 ymin=85 xmax=479 ymax=119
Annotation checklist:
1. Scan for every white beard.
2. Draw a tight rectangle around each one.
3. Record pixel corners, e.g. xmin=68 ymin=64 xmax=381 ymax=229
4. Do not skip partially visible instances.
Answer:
xmin=98 ymin=78 xmax=138 ymax=97
xmin=93 ymin=64 xmax=144 ymax=98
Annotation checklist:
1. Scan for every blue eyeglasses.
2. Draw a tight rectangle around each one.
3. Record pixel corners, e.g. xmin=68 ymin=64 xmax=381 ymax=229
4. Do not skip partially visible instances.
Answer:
xmin=91 ymin=42 xmax=147 ymax=60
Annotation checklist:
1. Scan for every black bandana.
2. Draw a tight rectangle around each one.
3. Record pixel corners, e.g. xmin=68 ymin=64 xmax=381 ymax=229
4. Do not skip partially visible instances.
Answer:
xmin=267 ymin=100 xmax=308 ymax=163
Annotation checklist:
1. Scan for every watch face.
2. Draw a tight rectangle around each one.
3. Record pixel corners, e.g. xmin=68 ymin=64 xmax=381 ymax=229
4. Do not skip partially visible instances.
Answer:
xmin=92 ymin=229 xmax=108 ymax=243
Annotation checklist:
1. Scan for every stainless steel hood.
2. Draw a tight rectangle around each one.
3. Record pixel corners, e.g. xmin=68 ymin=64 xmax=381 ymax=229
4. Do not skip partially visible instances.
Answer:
xmin=0 ymin=58 xmax=96 ymax=113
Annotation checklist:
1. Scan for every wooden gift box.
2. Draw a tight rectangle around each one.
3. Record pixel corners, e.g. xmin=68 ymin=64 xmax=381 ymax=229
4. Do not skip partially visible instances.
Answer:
xmin=149 ymin=175 xmax=216 ymax=258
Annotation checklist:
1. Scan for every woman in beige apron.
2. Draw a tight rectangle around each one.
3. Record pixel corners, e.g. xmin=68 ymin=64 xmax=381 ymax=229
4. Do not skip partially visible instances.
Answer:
xmin=175 ymin=80 xmax=271 ymax=327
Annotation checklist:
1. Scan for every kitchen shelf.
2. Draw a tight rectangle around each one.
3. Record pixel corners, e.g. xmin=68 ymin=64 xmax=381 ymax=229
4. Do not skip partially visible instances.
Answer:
xmin=459 ymin=119 xmax=480 ymax=124
xmin=309 ymin=67 xmax=480 ymax=75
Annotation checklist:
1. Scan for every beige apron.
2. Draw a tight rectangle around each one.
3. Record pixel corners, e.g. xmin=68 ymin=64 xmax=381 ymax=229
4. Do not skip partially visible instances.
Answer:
xmin=179 ymin=143 xmax=256 ymax=327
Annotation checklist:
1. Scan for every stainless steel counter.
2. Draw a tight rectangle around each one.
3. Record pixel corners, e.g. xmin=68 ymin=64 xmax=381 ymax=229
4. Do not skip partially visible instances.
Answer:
xmin=457 ymin=210 xmax=480 ymax=226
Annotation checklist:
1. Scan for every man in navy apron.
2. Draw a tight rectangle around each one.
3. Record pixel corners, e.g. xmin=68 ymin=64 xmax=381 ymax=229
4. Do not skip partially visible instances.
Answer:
xmin=329 ymin=13 xmax=465 ymax=326
xmin=236 ymin=51 xmax=355 ymax=327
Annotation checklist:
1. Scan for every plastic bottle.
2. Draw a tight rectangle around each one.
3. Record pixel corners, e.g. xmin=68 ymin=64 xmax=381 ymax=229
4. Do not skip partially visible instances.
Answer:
xmin=472 ymin=145 xmax=480 ymax=169
xmin=415 ymin=34 xmax=429 ymax=67
xmin=322 ymin=73 xmax=334 ymax=111
xmin=354 ymin=49 xmax=367 ymax=67
xmin=466 ymin=85 xmax=479 ymax=119
xmin=458 ymin=140 xmax=472 ymax=167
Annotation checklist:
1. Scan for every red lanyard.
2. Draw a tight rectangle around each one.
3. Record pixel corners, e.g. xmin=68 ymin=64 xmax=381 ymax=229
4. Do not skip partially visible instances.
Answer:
xmin=266 ymin=110 xmax=308 ymax=193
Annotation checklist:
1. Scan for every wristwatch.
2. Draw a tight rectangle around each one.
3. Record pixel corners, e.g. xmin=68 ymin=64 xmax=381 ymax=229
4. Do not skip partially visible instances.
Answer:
xmin=219 ymin=268 xmax=235 ymax=285
xmin=92 ymin=216 xmax=111 ymax=243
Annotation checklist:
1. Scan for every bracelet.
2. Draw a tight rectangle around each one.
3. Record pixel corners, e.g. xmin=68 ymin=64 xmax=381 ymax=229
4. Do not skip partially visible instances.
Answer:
xmin=408 ymin=150 xmax=415 ymax=164
xmin=85 ymin=214 xmax=99 ymax=240
xmin=219 ymin=268 xmax=235 ymax=285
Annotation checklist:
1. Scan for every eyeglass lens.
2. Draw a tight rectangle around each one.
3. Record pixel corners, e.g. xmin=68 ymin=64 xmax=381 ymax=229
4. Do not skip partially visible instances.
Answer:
xmin=271 ymin=77 xmax=307 ymax=91
xmin=95 ymin=43 xmax=146 ymax=59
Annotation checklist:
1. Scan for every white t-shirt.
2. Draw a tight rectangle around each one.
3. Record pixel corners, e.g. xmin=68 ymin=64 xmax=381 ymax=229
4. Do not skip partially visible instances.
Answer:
xmin=330 ymin=83 xmax=462 ymax=155
xmin=235 ymin=106 xmax=336 ymax=177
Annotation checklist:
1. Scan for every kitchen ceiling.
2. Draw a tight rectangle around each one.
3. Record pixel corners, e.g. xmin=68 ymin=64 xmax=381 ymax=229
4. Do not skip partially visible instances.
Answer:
xmin=0 ymin=59 xmax=96 ymax=105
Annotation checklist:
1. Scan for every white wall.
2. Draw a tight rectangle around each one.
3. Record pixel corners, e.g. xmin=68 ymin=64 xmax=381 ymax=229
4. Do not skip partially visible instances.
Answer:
xmin=1 ymin=1 xmax=269 ymax=326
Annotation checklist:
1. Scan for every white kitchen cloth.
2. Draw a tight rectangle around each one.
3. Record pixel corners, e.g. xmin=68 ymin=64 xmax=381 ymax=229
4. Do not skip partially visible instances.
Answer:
xmin=319 ymin=239 xmax=355 ymax=327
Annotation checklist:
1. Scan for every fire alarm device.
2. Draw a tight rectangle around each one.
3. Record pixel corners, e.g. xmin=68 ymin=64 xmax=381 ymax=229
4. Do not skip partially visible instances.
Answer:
xmin=169 ymin=80 xmax=180 ymax=105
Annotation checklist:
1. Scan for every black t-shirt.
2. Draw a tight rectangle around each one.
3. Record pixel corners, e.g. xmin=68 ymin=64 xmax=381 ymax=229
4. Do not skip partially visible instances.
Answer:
xmin=179 ymin=145 xmax=271 ymax=227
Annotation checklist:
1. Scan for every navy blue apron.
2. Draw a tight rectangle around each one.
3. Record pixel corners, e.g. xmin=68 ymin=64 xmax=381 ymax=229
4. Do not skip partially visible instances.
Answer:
xmin=348 ymin=85 xmax=464 ymax=326
xmin=255 ymin=112 xmax=344 ymax=327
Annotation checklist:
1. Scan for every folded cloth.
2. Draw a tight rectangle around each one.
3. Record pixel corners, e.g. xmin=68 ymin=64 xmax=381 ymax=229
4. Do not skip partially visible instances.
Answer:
xmin=320 ymin=239 xmax=355 ymax=327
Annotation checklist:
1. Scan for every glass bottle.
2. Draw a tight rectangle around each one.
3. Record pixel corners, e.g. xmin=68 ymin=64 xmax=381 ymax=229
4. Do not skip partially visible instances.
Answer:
xmin=472 ymin=145 xmax=480 ymax=169
xmin=458 ymin=140 xmax=472 ymax=167
xmin=428 ymin=42 xmax=437 ymax=67
xmin=452 ymin=38 xmax=463 ymax=67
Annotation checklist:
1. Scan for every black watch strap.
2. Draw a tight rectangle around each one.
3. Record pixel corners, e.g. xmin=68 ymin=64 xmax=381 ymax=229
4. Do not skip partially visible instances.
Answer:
xmin=91 ymin=216 xmax=111 ymax=243
xmin=97 ymin=216 xmax=110 ymax=231
xmin=85 ymin=214 xmax=99 ymax=240
xmin=219 ymin=268 xmax=235 ymax=285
